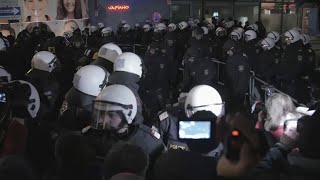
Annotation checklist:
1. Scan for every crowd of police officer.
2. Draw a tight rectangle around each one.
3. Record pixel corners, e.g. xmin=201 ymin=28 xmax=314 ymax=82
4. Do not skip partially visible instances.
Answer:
xmin=0 ymin=17 xmax=319 ymax=180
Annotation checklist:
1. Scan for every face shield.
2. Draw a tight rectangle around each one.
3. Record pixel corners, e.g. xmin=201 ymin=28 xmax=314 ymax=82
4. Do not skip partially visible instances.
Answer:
xmin=122 ymin=27 xmax=129 ymax=32
xmin=257 ymin=39 xmax=269 ymax=51
xmin=102 ymin=31 xmax=111 ymax=37
xmin=185 ymin=102 xmax=225 ymax=118
xmin=143 ymin=27 xmax=149 ymax=32
xmin=91 ymin=101 xmax=131 ymax=132
xmin=168 ymin=27 xmax=174 ymax=32
xmin=49 ymin=56 xmax=61 ymax=72
xmin=244 ymin=35 xmax=251 ymax=42
xmin=283 ymin=36 xmax=291 ymax=46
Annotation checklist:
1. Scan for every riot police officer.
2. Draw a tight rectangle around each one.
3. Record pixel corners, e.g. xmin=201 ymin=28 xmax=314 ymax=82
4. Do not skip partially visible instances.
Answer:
xmin=188 ymin=27 xmax=209 ymax=56
xmin=243 ymin=30 xmax=260 ymax=69
xmin=85 ymin=85 xmax=166 ymax=159
xmin=279 ymin=29 xmax=305 ymax=82
xmin=176 ymin=21 xmax=191 ymax=65
xmin=117 ymin=24 xmax=133 ymax=44
xmin=99 ymin=27 xmax=115 ymax=46
xmin=108 ymin=52 xmax=144 ymax=124
xmin=267 ymin=31 xmax=282 ymax=55
xmin=142 ymin=36 xmax=171 ymax=120
xmin=25 ymin=51 xmax=61 ymax=118
xmin=182 ymin=47 xmax=217 ymax=92
xmin=256 ymin=37 xmax=280 ymax=82
xmin=132 ymin=23 xmax=143 ymax=44
xmin=158 ymin=85 xmax=224 ymax=154
xmin=58 ymin=65 xmax=109 ymax=131
xmin=223 ymin=39 xmax=250 ymax=110
xmin=141 ymin=24 xmax=153 ymax=46
xmin=212 ymin=27 xmax=228 ymax=61
xmin=300 ymin=33 xmax=316 ymax=76
xmin=91 ymin=43 xmax=122 ymax=73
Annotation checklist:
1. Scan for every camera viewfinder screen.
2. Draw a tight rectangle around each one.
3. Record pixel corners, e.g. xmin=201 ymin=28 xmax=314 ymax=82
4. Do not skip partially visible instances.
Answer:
xmin=179 ymin=121 xmax=211 ymax=139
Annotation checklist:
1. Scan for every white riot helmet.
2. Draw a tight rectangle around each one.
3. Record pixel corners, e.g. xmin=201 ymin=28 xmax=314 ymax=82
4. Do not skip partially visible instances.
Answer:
xmin=121 ymin=20 xmax=127 ymax=25
xmin=224 ymin=21 xmax=235 ymax=29
xmin=156 ymin=23 xmax=167 ymax=31
xmin=236 ymin=27 xmax=245 ymax=35
xmin=207 ymin=23 xmax=215 ymax=31
xmin=185 ymin=85 xmax=224 ymax=118
xmin=284 ymin=29 xmax=300 ymax=44
xmin=0 ymin=66 xmax=11 ymax=82
xmin=216 ymin=27 xmax=226 ymax=37
xmin=300 ymin=34 xmax=310 ymax=45
xmin=143 ymin=24 xmax=151 ymax=32
xmin=230 ymin=29 xmax=242 ymax=41
xmin=135 ymin=23 xmax=140 ymax=28
xmin=16 ymin=80 xmax=40 ymax=119
xmin=248 ymin=24 xmax=258 ymax=31
xmin=31 ymin=51 xmax=60 ymax=72
xmin=98 ymin=43 xmax=123 ymax=63
xmin=90 ymin=26 xmax=98 ymax=33
xmin=101 ymin=27 xmax=113 ymax=37
xmin=63 ymin=31 xmax=73 ymax=38
xmin=73 ymin=65 xmax=109 ymax=96
xmin=92 ymin=85 xmax=137 ymax=130
xmin=244 ymin=30 xmax=257 ymax=42
xmin=168 ymin=23 xmax=177 ymax=32
xmin=260 ymin=37 xmax=275 ymax=50
xmin=122 ymin=24 xmax=131 ymax=32
xmin=267 ymin=31 xmax=280 ymax=43
xmin=201 ymin=26 xmax=209 ymax=35
xmin=178 ymin=21 xmax=188 ymax=30
xmin=114 ymin=52 xmax=142 ymax=78
xmin=97 ymin=22 xmax=105 ymax=29
xmin=81 ymin=26 xmax=90 ymax=36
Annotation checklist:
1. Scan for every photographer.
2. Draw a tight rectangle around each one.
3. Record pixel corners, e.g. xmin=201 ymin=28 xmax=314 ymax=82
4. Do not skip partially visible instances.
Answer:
xmin=154 ymin=85 xmax=225 ymax=180
xmin=249 ymin=106 xmax=320 ymax=180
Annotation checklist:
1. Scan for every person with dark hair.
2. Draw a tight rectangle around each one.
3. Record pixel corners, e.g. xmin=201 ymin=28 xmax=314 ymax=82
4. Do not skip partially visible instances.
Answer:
xmin=0 ymin=156 xmax=34 ymax=180
xmin=56 ymin=0 xmax=82 ymax=20
xmin=46 ymin=132 xmax=99 ymax=180
xmin=103 ymin=142 xmax=149 ymax=180
xmin=223 ymin=39 xmax=250 ymax=111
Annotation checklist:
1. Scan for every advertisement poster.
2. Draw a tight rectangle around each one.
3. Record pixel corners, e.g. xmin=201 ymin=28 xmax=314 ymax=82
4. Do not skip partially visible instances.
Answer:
xmin=3 ymin=0 xmax=89 ymax=36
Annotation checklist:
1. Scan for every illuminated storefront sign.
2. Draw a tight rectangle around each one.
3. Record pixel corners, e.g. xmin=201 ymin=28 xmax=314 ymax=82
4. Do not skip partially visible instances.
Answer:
xmin=107 ymin=5 xmax=130 ymax=11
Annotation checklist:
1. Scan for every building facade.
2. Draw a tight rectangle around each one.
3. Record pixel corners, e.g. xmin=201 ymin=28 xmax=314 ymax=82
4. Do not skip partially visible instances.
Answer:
xmin=169 ymin=0 xmax=320 ymax=35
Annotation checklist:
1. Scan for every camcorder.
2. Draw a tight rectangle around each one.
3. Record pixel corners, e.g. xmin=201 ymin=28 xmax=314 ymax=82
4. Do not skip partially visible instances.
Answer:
xmin=224 ymin=129 xmax=246 ymax=161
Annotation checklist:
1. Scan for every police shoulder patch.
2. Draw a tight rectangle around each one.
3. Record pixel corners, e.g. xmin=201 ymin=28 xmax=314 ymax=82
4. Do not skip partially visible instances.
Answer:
xmin=159 ymin=111 xmax=169 ymax=121
xmin=151 ymin=129 xmax=161 ymax=139
xmin=59 ymin=101 xmax=68 ymax=115
xmin=204 ymin=69 xmax=209 ymax=75
xmin=297 ymin=55 xmax=303 ymax=62
xmin=238 ymin=65 xmax=245 ymax=72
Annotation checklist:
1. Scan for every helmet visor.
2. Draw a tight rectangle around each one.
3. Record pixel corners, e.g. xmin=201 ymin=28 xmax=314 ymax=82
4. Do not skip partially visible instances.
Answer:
xmin=91 ymin=101 xmax=128 ymax=130
xmin=186 ymin=102 xmax=225 ymax=118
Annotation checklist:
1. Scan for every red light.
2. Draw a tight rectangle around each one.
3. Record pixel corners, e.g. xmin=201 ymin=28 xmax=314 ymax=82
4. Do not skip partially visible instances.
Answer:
xmin=232 ymin=130 xmax=239 ymax=137
xmin=107 ymin=5 xmax=130 ymax=11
